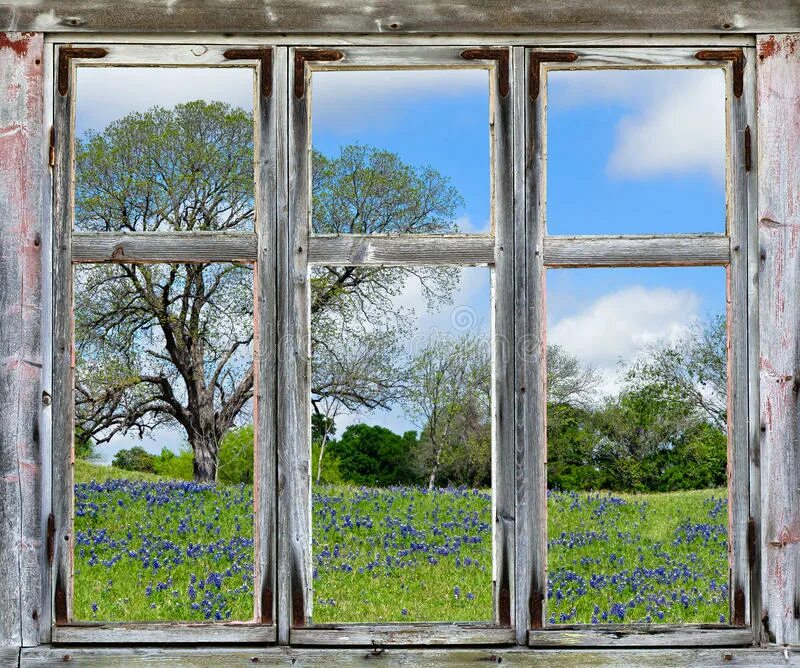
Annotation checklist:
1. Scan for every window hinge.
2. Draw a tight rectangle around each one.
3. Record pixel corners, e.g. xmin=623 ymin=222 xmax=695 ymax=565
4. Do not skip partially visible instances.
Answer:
xmin=744 ymin=125 xmax=752 ymax=172
xmin=47 ymin=513 xmax=55 ymax=565
xmin=48 ymin=127 xmax=55 ymax=168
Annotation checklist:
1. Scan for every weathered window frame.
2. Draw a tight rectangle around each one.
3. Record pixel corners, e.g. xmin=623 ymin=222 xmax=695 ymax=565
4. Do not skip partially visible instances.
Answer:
xmin=49 ymin=43 xmax=278 ymax=644
xmin=42 ymin=38 xmax=761 ymax=650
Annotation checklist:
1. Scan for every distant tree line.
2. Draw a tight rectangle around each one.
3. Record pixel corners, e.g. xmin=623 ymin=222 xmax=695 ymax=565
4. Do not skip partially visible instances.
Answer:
xmin=103 ymin=316 xmax=727 ymax=493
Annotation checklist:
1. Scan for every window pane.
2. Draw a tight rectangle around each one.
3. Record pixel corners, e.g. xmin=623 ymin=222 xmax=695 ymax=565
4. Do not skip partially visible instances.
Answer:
xmin=311 ymin=70 xmax=491 ymax=234
xmin=545 ymin=267 xmax=730 ymax=625
xmin=310 ymin=265 xmax=493 ymax=622
xmin=73 ymin=262 xmax=256 ymax=622
xmin=546 ymin=69 xmax=726 ymax=235
xmin=74 ymin=67 xmax=255 ymax=231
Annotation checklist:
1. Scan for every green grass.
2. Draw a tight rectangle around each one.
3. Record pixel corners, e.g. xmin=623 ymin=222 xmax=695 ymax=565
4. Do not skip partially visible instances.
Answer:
xmin=73 ymin=464 xmax=728 ymax=625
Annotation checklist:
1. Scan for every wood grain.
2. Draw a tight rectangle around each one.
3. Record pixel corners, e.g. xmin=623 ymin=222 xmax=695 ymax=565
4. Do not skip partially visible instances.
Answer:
xmin=542 ymin=235 xmax=729 ymax=267
xmin=528 ymin=626 xmax=754 ymax=647
xmin=1 ymin=1 xmax=799 ymax=34
xmin=756 ymin=33 xmax=800 ymax=647
xmin=19 ymin=646 xmax=800 ymax=666
xmin=290 ymin=624 xmax=514 ymax=645
xmin=308 ymin=235 xmax=494 ymax=266
xmin=0 ymin=31 xmax=44 ymax=649
xmin=72 ymin=232 xmax=258 ymax=263
xmin=52 ymin=623 xmax=276 ymax=644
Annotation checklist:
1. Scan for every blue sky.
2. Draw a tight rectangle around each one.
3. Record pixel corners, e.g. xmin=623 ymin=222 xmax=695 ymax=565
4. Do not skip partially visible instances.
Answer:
xmin=75 ymin=64 xmax=727 ymax=461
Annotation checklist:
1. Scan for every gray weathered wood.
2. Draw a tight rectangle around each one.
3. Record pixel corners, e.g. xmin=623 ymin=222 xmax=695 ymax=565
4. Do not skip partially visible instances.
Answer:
xmin=72 ymin=232 xmax=258 ymax=263
xmin=19 ymin=646 xmax=800 ymax=667
xmin=528 ymin=626 xmax=754 ymax=647
xmin=3 ymin=1 xmax=800 ymax=34
xmin=280 ymin=45 xmax=310 ymax=640
xmin=542 ymin=235 xmax=730 ymax=267
xmin=726 ymin=46 xmax=753 ymax=630
xmin=50 ymin=43 xmax=76 ymax=631
xmin=756 ymin=33 xmax=800 ymax=648
xmin=491 ymin=46 xmax=515 ymax=630
xmin=517 ymin=46 xmax=548 ymax=637
xmin=290 ymin=624 xmax=515 ymax=645
xmin=510 ymin=46 xmax=529 ymax=645
xmin=0 ymin=31 xmax=44 ymax=649
xmin=308 ymin=235 xmax=494 ymax=266
xmin=253 ymin=45 xmax=278 ymax=628
xmin=52 ymin=623 xmax=276 ymax=644
xmin=42 ymin=34 xmax=757 ymax=47
xmin=0 ymin=648 xmax=18 ymax=666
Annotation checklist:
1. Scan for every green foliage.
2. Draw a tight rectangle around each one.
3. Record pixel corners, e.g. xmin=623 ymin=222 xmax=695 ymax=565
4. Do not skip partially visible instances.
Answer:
xmin=152 ymin=447 xmax=194 ymax=481
xmin=74 ymin=427 xmax=97 ymax=461
xmin=218 ymin=426 xmax=254 ymax=485
xmin=330 ymin=424 xmax=420 ymax=486
xmin=311 ymin=438 xmax=344 ymax=485
xmin=112 ymin=446 xmax=156 ymax=473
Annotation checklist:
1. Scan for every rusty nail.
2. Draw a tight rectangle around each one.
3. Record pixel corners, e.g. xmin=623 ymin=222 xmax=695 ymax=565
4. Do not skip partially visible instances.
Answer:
xmin=42 ymin=391 xmax=51 ymax=406
xmin=62 ymin=655 xmax=71 ymax=662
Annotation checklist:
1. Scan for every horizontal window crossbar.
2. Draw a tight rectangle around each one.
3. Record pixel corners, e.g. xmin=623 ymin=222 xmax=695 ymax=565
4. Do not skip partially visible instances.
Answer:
xmin=71 ymin=232 xmax=258 ymax=263
xmin=543 ymin=234 xmax=730 ymax=267
xmin=528 ymin=626 xmax=754 ymax=648
xmin=52 ymin=623 xmax=276 ymax=644
xmin=290 ymin=624 xmax=515 ymax=646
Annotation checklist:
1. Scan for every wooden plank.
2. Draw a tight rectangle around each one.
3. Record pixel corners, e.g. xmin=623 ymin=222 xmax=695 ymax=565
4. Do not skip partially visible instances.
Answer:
xmin=280 ymin=45 xmax=310 ymax=641
xmin=491 ymin=47 xmax=515 ymax=630
xmin=72 ymin=232 xmax=258 ymax=263
xmin=50 ymin=45 xmax=75 ymax=630
xmin=308 ymin=235 xmax=494 ymax=266
xmin=517 ymin=46 xmax=548 ymax=638
xmin=542 ymin=235 xmax=730 ymax=268
xmin=743 ymin=45 xmax=764 ymax=646
xmin=726 ymin=47 xmax=753 ymax=630
xmin=528 ymin=627 xmax=754 ymax=647
xmin=52 ymin=623 xmax=276 ymax=644
xmin=0 ymin=31 xmax=44 ymax=649
xmin=0 ymin=648 xmax=18 ymax=667
xmin=756 ymin=33 xmax=800 ymax=648
xmin=253 ymin=45 xmax=277 ymax=628
xmin=291 ymin=625 xmax=515 ymax=645
xmin=19 ymin=646 xmax=800 ymax=667
xmin=2 ymin=1 xmax=800 ymax=34
xmin=511 ymin=47 xmax=532 ymax=645
xmin=42 ymin=34 xmax=758 ymax=47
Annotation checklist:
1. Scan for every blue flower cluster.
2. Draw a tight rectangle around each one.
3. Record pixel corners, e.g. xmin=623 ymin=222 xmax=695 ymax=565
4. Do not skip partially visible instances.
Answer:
xmin=74 ymin=478 xmax=254 ymax=622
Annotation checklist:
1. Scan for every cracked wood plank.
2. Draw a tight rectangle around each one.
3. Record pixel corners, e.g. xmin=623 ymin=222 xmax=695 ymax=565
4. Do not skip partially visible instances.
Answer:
xmin=756 ymin=33 xmax=800 ymax=647
xmin=0 ymin=31 xmax=44 ymax=649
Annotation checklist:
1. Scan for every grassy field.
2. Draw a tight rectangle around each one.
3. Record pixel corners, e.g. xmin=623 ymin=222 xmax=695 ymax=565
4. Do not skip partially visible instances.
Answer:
xmin=73 ymin=461 xmax=729 ymax=624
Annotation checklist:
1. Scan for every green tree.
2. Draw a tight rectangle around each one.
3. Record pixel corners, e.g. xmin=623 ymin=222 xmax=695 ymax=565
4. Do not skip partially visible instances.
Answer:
xmin=112 ymin=446 xmax=156 ymax=473
xmin=330 ymin=424 xmax=419 ymax=486
xmin=74 ymin=103 xmax=462 ymax=483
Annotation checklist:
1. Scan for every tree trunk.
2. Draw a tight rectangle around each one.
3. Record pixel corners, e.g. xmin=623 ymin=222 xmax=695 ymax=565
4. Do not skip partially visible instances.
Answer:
xmin=428 ymin=440 xmax=443 ymax=490
xmin=191 ymin=431 xmax=219 ymax=484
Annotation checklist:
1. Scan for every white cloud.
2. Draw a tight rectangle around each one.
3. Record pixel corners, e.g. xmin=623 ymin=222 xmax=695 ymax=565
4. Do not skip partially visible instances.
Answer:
xmin=311 ymin=69 xmax=487 ymax=134
xmin=76 ymin=67 xmax=254 ymax=135
xmin=548 ymin=285 xmax=701 ymax=395
xmin=548 ymin=68 xmax=726 ymax=182
xmin=607 ymin=72 xmax=725 ymax=182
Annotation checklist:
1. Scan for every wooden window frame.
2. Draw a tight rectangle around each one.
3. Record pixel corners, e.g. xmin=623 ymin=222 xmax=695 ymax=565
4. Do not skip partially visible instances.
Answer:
xmin=49 ymin=43 xmax=278 ymax=644
xmin=44 ymin=39 xmax=760 ymax=651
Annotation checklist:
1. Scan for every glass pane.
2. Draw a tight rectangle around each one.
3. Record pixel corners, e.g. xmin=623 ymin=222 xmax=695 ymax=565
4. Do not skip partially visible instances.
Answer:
xmin=310 ymin=265 xmax=493 ymax=622
xmin=545 ymin=267 xmax=730 ymax=625
xmin=311 ymin=70 xmax=490 ymax=234
xmin=546 ymin=69 xmax=726 ymax=235
xmin=73 ymin=262 xmax=256 ymax=622
xmin=74 ymin=67 xmax=255 ymax=231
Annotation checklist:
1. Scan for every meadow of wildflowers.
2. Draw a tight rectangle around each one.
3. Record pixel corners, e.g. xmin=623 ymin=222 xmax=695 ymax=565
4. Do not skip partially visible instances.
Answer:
xmin=73 ymin=462 xmax=729 ymax=625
